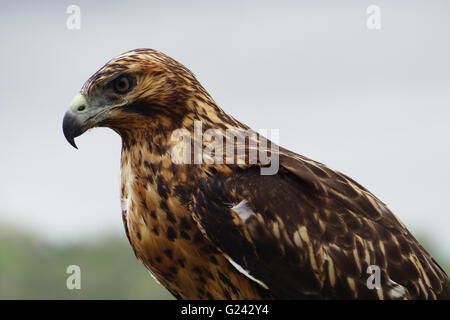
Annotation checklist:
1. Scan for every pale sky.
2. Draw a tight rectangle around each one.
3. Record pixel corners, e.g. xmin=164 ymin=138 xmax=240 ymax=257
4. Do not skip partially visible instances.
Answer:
xmin=0 ymin=1 xmax=449 ymax=258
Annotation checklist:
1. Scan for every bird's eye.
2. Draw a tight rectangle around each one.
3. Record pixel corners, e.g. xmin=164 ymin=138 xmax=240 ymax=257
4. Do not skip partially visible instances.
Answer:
xmin=113 ymin=76 xmax=132 ymax=94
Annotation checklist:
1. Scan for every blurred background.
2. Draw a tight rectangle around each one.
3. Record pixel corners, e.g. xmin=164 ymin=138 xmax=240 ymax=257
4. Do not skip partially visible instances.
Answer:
xmin=0 ymin=0 xmax=448 ymax=299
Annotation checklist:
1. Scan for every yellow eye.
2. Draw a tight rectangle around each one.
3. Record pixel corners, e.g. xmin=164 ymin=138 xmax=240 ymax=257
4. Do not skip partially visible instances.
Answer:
xmin=113 ymin=76 xmax=131 ymax=94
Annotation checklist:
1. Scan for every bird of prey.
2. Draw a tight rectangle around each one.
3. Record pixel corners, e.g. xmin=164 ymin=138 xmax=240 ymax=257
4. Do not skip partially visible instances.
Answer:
xmin=63 ymin=48 xmax=449 ymax=300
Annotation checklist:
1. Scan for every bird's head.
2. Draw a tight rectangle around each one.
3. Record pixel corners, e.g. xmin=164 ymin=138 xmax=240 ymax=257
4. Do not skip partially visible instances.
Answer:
xmin=62 ymin=48 xmax=209 ymax=148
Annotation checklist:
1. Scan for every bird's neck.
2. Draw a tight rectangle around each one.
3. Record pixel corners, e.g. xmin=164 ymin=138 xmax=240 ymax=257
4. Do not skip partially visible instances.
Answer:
xmin=118 ymin=95 xmax=251 ymax=172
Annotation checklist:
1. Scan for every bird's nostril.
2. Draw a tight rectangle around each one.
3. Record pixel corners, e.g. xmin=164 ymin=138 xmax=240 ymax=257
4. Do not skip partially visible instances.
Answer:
xmin=77 ymin=105 xmax=86 ymax=112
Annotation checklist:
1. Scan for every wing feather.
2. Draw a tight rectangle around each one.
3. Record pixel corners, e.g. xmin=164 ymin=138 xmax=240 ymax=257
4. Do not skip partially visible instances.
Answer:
xmin=191 ymin=150 xmax=450 ymax=299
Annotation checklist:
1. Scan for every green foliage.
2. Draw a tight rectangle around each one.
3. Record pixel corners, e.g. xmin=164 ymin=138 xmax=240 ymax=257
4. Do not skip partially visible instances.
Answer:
xmin=0 ymin=228 xmax=174 ymax=300
xmin=413 ymin=232 xmax=449 ymax=275
xmin=0 ymin=227 xmax=448 ymax=299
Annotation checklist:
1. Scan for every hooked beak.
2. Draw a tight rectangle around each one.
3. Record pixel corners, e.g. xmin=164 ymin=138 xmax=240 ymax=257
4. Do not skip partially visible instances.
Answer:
xmin=62 ymin=93 xmax=127 ymax=149
xmin=62 ymin=93 xmax=91 ymax=149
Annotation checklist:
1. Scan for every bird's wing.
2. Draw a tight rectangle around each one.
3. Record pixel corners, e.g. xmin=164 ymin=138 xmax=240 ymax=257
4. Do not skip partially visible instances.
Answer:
xmin=191 ymin=149 xmax=449 ymax=299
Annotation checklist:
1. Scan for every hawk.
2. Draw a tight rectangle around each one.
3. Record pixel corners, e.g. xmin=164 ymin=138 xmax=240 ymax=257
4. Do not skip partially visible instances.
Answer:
xmin=63 ymin=48 xmax=449 ymax=299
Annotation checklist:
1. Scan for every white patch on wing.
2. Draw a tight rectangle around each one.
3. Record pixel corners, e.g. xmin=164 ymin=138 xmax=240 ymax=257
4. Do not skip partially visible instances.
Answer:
xmin=232 ymin=200 xmax=255 ymax=222
xmin=387 ymin=279 xmax=409 ymax=300
xmin=224 ymin=254 xmax=269 ymax=290
xmin=148 ymin=270 xmax=162 ymax=285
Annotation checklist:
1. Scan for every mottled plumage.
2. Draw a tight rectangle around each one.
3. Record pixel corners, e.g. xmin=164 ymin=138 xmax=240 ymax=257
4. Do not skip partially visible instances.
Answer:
xmin=63 ymin=48 xmax=450 ymax=299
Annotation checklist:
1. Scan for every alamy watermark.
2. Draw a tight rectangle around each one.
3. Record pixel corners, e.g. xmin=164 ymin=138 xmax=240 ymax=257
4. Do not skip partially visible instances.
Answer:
xmin=169 ymin=121 xmax=280 ymax=175
xmin=66 ymin=5 xmax=81 ymax=30
xmin=366 ymin=5 xmax=381 ymax=30
xmin=66 ymin=265 xmax=81 ymax=290
xmin=366 ymin=265 xmax=381 ymax=289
